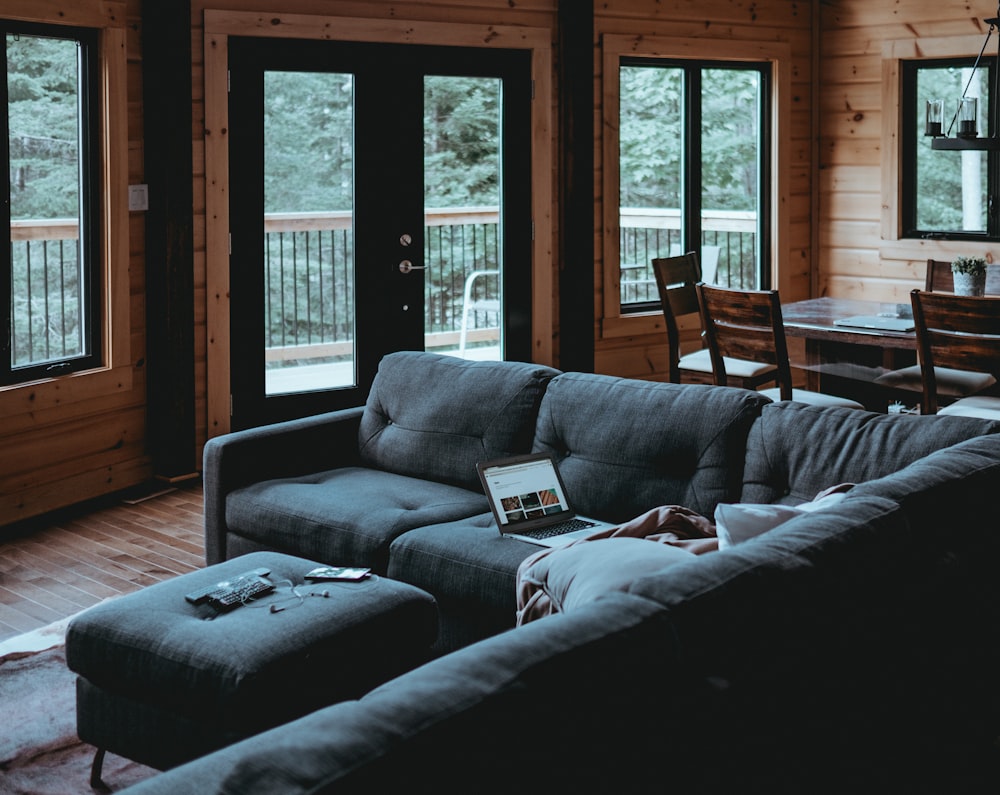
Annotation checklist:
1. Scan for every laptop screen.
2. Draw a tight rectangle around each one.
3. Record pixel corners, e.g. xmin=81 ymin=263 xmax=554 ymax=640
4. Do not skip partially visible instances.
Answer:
xmin=477 ymin=453 xmax=574 ymax=528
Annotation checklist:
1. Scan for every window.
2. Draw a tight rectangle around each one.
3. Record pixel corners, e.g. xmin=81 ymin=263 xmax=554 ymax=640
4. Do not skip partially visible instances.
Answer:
xmin=1 ymin=21 xmax=101 ymax=385
xmin=900 ymin=57 xmax=999 ymax=240
xmin=617 ymin=57 xmax=771 ymax=312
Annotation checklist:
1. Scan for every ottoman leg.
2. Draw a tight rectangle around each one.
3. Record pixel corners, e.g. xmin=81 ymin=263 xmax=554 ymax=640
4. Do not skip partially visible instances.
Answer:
xmin=90 ymin=747 xmax=107 ymax=790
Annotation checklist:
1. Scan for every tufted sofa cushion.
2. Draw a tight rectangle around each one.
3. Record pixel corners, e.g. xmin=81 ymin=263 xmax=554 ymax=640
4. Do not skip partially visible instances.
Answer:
xmin=359 ymin=351 xmax=560 ymax=490
xmin=739 ymin=401 xmax=1000 ymax=505
xmin=532 ymin=375 xmax=770 ymax=521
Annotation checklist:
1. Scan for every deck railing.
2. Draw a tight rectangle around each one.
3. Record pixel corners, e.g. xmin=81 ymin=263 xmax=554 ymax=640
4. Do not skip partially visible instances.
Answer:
xmin=11 ymin=208 xmax=757 ymax=369
xmin=619 ymin=207 xmax=758 ymax=304
xmin=10 ymin=219 xmax=84 ymax=368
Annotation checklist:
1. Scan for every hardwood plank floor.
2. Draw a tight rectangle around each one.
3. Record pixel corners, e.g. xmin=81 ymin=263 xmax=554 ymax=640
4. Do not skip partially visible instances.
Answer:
xmin=0 ymin=481 xmax=205 ymax=644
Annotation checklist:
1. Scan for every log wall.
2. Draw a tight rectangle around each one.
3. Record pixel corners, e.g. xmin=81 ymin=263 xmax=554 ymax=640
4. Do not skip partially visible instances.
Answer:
xmin=819 ymin=0 xmax=998 ymax=301
xmin=6 ymin=0 xmax=990 ymax=526
xmin=0 ymin=1 xmax=149 ymax=527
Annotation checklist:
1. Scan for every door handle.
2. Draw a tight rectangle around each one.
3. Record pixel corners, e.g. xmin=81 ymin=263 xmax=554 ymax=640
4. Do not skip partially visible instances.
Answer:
xmin=398 ymin=260 xmax=425 ymax=274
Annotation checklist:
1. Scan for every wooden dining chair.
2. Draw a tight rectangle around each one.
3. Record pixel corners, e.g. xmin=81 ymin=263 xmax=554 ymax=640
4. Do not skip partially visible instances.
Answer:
xmin=651 ymin=252 xmax=777 ymax=388
xmin=909 ymin=289 xmax=1000 ymax=419
xmin=696 ymin=283 xmax=864 ymax=408
xmin=874 ymin=259 xmax=1000 ymax=400
xmin=924 ymin=258 xmax=1000 ymax=294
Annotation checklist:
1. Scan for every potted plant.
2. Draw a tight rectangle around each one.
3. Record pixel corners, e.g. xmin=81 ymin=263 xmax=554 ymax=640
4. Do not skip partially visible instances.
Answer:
xmin=951 ymin=255 xmax=988 ymax=296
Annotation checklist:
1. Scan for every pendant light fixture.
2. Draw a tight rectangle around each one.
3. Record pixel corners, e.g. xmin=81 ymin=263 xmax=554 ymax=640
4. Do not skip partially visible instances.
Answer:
xmin=927 ymin=3 xmax=1000 ymax=150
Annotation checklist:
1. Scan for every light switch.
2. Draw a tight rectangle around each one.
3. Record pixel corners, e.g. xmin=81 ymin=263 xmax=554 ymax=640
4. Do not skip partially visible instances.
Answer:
xmin=128 ymin=184 xmax=149 ymax=212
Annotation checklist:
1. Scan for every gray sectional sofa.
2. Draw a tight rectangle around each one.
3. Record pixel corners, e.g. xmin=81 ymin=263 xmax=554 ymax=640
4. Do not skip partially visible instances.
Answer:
xmin=123 ymin=351 xmax=1000 ymax=793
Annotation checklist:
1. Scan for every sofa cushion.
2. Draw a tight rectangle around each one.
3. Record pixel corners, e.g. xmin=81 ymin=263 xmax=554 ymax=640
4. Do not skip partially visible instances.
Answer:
xmin=388 ymin=513 xmax=531 ymax=608
xmin=386 ymin=513 xmax=540 ymax=650
xmin=226 ymin=468 xmax=489 ymax=573
xmin=358 ymin=352 xmax=560 ymax=490
xmin=532 ymin=375 xmax=770 ymax=521
xmin=714 ymin=488 xmax=848 ymax=549
xmin=739 ymin=401 xmax=1000 ymax=505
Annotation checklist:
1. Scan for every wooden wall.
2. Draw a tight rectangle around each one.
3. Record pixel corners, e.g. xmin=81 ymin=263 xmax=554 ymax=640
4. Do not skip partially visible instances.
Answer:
xmin=190 ymin=0 xmax=561 ymax=445
xmin=0 ymin=1 xmax=150 ymax=527
xmin=819 ymin=0 xmax=998 ymax=302
xmin=8 ymin=0 xmax=990 ymax=527
xmin=591 ymin=1 xmax=816 ymax=379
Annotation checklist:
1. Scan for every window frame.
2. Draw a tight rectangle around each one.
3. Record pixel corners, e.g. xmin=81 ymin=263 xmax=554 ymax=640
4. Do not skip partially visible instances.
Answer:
xmin=616 ymin=55 xmax=773 ymax=315
xmin=1 ymin=20 xmax=103 ymax=384
xmin=600 ymin=34 xmax=791 ymax=340
xmin=0 ymin=2 xmax=129 ymax=407
xmin=899 ymin=56 xmax=1000 ymax=241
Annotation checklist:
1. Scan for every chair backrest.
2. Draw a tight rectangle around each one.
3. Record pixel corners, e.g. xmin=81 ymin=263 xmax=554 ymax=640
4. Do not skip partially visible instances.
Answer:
xmin=651 ymin=252 xmax=702 ymax=383
xmin=696 ymin=283 xmax=794 ymax=400
xmin=925 ymin=258 xmax=1000 ymax=294
xmin=910 ymin=288 xmax=1000 ymax=414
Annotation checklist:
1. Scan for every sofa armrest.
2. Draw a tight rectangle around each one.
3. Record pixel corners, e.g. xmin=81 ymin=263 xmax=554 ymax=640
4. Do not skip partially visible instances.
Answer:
xmin=114 ymin=593 xmax=681 ymax=795
xmin=202 ymin=407 xmax=365 ymax=564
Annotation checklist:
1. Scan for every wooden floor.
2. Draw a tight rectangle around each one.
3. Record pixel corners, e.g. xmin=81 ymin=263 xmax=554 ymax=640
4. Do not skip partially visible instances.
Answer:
xmin=0 ymin=481 xmax=205 ymax=644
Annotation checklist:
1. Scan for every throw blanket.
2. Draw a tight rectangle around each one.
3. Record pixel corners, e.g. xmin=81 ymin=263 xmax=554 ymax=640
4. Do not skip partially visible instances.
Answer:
xmin=515 ymin=486 xmax=854 ymax=626
xmin=515 ymin=505 xmax=716 ymax=626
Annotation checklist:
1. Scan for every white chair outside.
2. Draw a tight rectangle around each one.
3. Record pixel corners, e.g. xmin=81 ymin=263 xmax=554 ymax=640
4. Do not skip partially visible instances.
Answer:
xmin=458 ymin=269 xmax=500 ymax=356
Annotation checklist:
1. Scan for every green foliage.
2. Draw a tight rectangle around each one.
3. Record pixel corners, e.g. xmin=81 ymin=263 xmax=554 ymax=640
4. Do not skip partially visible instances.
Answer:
xmin=264 ymin=71 xmax=354 ymax=213
xmin=261 ymin=72 xmax=503 ymax=345
xmin=7 ymin=32 xmax=86 ymax=367
xmin=619 ymin=64 xmax=761 ymax=212
xmin=263 ymin=73 xmax=500 ymax=214
xmin=915 ymin=64 xmax=989 ymax=232
xmin=619 ymin=66 xmax=682 ymax=208
xmin=7 ymin=33 xmax=81 ymax=220
xmin=424 ymin=76 xmax=499 ymax=207
xmin=951 ymin=254 xmax=987 ymax=275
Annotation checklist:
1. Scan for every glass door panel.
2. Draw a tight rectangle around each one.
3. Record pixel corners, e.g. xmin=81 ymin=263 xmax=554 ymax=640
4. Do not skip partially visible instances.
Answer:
xmin=263 ymin=70 xmax=355 ymax=396
xmin=423 ymin=75 xmax=502 ymax=361
xmin=702 ymin=68 xmax=763 ymax=289
xmin=228 ymin=38 xmax=531 ymax=430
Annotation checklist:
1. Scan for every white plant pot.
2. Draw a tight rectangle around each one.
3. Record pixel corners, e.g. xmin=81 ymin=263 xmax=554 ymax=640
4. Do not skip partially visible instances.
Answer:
xmin=953 ymin=271 xmax=986 ymax=297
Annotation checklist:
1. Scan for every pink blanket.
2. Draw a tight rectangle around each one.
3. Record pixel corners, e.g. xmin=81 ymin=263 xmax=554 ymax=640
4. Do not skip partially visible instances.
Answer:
xmin=515 ymin=505 xmax=717 ymax=626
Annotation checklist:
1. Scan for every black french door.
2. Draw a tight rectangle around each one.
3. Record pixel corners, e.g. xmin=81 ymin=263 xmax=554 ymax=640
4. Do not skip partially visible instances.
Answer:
xmin=227 ymin=37 xmax=532 ymax=430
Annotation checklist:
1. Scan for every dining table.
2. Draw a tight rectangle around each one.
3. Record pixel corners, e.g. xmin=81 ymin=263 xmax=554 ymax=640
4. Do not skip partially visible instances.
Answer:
xmin=780 ymin=296 xmax=918 ymax=411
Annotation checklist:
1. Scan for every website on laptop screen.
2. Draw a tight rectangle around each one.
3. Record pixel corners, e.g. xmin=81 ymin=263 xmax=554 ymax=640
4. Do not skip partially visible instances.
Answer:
xmin=480 ymin=457 xmax=572 ymax=527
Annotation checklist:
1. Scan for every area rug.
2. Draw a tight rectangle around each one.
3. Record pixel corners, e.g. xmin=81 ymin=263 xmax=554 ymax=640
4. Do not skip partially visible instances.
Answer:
xmin=0 ymin=617 xmax=158 ymax=794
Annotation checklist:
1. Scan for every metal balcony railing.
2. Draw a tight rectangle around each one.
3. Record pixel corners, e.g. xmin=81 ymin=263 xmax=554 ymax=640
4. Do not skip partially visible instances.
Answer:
xmin=9 ymin=219 xmax=83 ymax=368
xmin=619 ymin=207 xmax=759 ymax=304
xmin=10 ymin=208 xmax=758 ymax=370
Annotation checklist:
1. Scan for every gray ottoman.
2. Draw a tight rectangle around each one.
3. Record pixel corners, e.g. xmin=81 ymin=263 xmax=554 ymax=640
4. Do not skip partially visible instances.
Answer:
xmin=65 ymin=551 xmax=437 ymax=785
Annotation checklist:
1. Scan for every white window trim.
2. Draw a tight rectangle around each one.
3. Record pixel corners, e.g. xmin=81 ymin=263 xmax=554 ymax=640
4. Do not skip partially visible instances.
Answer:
xmin=600 ymin=33 xmax=791 ymax=340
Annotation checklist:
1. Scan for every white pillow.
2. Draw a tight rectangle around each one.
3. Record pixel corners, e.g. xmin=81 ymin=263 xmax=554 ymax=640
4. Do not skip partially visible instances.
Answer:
xmin=714 ymin=492 xmax=847 ymax=550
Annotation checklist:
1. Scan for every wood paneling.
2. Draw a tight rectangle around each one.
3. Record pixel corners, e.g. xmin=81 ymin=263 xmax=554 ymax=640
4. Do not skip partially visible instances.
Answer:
xmin=0 ymin=1 xmax=149 ymax=527
xmin=821 ymin=1 xmax=997 ymax=304
xmin=194 ymin=2 xmax=558 ymax=438
xmin=15 ymin=0 xmax=985 ymax=527
xmin=594 ymin=3 xmax=813 ymax=380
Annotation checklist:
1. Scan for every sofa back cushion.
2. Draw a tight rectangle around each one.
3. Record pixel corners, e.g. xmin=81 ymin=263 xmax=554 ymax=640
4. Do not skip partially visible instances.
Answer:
xmin=359 ymin=352 xmax=560 ymax=489
xmin=531 ymin=375 xmax=770 ymax=521
xmin=740 ymin=401 xmax=1000 ymax=505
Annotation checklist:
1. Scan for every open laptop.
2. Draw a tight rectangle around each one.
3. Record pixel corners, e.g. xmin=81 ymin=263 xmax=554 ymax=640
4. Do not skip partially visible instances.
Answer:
xmin=833 ymin=315 xmax=915 ymax=333
xmin=476 ymin=452 xmax=617 ymax=547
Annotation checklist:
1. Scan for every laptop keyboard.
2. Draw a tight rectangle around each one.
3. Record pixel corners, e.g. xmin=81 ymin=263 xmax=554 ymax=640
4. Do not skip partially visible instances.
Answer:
xmin=520 ymin=518 xmax=596 ymax=539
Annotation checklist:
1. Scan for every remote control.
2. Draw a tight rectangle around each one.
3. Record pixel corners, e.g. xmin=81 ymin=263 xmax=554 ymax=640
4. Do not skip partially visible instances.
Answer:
xmin=206 ymin=574 xmax=275 ymax=611
xmin=185 ymin=567 xmax=271 ymax=605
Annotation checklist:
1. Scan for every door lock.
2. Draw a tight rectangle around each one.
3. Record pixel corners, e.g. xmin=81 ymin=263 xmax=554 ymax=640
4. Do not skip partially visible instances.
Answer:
xmin=398 ymin=259 xmax=425 ymax=274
